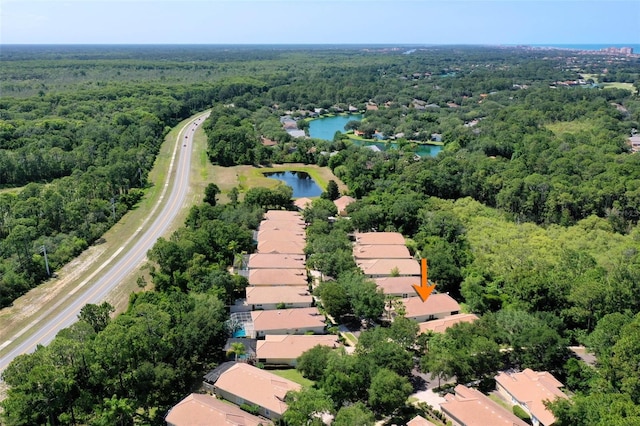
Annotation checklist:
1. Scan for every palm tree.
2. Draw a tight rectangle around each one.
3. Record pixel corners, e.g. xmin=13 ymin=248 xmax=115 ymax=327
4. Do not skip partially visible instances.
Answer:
xmin=226 ymin=342 xmax=246 ymax=361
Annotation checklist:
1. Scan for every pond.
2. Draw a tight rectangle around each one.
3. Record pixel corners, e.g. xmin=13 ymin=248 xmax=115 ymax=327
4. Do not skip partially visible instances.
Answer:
xmin=309 ymin=114 xmax=441 ymax=157
xmin=264 ymin=171 xmax=323 ymax=198
xmin=308 ymin=114 xmax=363 ymax=141
xmin=351 ymin=140 xmax=443 ymax=157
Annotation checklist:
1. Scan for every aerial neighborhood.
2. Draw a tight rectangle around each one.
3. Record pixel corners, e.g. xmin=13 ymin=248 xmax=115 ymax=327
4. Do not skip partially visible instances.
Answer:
xmin=166 ymin=206 xmax=569 ymax=426
xmin=2 ymin=44 xmax=639 ymax=426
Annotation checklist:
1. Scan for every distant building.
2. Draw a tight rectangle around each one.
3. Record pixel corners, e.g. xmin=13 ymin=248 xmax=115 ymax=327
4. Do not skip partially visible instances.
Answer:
xmin=293 ymin=197 xmax=313 ymax=210
xmin=334 ymin=195 xmax=356 ymax=216
xmin=628 ymin=135 xmax=640 ymax=152
xmin=364 ymin=145 xmax=382 ymax=153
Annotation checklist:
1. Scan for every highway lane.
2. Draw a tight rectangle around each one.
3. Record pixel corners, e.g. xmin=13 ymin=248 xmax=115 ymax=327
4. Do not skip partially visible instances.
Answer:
xmin=0 ymin=111 xmax=210 ymax=375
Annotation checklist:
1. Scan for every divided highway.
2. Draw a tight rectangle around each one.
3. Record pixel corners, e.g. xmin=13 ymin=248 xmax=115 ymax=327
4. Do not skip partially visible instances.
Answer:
xmin=0 ymin=111 xmax=210 ymax=375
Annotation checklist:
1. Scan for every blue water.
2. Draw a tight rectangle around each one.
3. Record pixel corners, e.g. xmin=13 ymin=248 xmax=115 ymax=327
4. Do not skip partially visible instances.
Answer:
xmin=308 ymin=114 xmax=363 ymax=141
xmin=232 ymin=328 xmax=246 ymax=338
xmin=264 ymin=171 xmax=323 ymax=197
xmin=351 ymin=140 xmax=442 ymax=158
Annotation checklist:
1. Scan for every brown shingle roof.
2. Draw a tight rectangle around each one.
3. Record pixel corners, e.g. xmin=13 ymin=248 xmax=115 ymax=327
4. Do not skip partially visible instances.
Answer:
xmin=259 ymin=219 xmax=306 ymax=232
xmin=257 ymin=240 xmax=306 ymax=255
xmin=251 ymin=307 xmax=326 ymax=334
xmin=353 ymin=244 xmax=412 ymax=259
xmin=256 ymin=335 xmax=340 ymax=361
xmin=248 ymin=253 xmax=306 ymax=269
xmin=374 ymin=276 xmax=421 ymax=296
xmin=215 ymin=363 xmax=301 ymax=417
xmin=165 ymin=393 xmax=272 ymax=426
xmin=248 ymin=269 xmax=308 ymax=286
xmin=418 ymin=313 xmax=479 ymax=334
xmin=293 ymin=197 xmax=314 ymax=210
xmin=261 ymin=136 xmax=278 ymax=147
xmin=357 ymin=258 xmax=421 ymax=276
xmin=402 ymin=294 xmax=461 ymax=320
xmin=406 ymin=415 xmax=431 ymax=426
xmin=333 ymin=196 xmax=356 ymax=215
xmin=263 ymin=210 xmax=303 ymax=221
xmin=257 ymin=229 xmax=306 ymax=244
xmin=440 ymin=385 xmax=528 ymax=426
xmin=354 ymin=232 xmax=406 ymax=245
xmin=246 ymin=286 xmax=312 ymax=306
xmin=495 ymin=369 xmax=568 ymax=426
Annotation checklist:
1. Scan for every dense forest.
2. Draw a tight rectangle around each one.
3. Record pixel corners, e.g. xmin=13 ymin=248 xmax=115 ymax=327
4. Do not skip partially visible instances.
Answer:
xmin=1 ymin=45 xmax=640 ymax=425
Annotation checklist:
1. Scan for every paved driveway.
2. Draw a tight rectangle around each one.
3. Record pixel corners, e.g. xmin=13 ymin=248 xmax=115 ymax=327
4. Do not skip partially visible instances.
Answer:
xmin=410 ymin=367 xmax=451 ymax=410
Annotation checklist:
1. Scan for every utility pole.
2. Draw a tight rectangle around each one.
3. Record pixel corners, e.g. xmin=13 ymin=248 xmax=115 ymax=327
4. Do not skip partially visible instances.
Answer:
xmin=40 ymin=245 xmax=50 ymax=276
xmin=110 ymin=197 xmax=116 ymax=221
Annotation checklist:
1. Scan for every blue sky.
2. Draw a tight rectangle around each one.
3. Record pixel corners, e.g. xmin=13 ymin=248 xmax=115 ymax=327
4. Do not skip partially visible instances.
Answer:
xmin=2 ymin=0 xmax=639 ymax=45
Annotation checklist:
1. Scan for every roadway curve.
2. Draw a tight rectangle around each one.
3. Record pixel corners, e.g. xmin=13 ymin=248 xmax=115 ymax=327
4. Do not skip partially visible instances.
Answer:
xmin=0 ymin=111 xmax=210 ymax=375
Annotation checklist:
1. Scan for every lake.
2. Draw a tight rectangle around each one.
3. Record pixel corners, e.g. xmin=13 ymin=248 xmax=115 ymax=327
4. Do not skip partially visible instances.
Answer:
xmin=264 ymin=171 xmax=323 ymax=197
xmin=308 ymin=114 xmax=441 ymax=157
xmin=350 ymin=140 xmax=443 ymax=157
xmin=308 ymin=114 xmax=363 ymax=141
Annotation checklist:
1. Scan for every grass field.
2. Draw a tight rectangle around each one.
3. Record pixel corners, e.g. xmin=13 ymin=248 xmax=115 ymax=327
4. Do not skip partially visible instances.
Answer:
xmin=545 ymin=120 xmax=597 ymax=135
xmin=342 ymin=331 xmax=358 ymax=346
xmin=213 ymin=163 xmax=347 ymax=201
xmin=488 ymin=393 xmax=513 ymax=410
xmin=270 ymin=368 xmax=315 ymax=388
xmin=580 ymin=73 xmax=637 ymax=94
xmin=0 ymin=186 xmax=22 ymax=195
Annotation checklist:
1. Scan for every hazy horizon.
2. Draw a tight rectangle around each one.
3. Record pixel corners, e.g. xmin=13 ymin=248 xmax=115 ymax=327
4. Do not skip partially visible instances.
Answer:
xmin=2 ymin=1 xmax=639 ymax=46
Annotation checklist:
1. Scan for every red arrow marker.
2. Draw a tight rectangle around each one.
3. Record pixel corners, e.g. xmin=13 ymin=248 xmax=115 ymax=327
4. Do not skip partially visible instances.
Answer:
xmin=412 ymin=258 xmax=436 ymax=302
